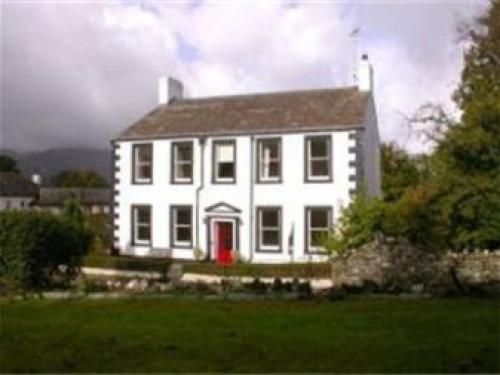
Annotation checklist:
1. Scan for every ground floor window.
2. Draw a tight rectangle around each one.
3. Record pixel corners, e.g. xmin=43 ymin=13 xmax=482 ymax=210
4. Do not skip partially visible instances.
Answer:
xmin=256 ymin=206 xmax=282 ymax=252
xmin=132 ymin=205 xmax=151 ymax=245
xmin=171 ymin=205 xmax=192 ymax=247
xmin=305 ymin=206 xmax=332 ymax=253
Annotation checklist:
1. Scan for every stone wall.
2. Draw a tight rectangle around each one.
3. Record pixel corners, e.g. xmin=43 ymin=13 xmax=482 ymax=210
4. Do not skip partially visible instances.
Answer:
xmin=330 ymin=239 xmax=500 ymax=296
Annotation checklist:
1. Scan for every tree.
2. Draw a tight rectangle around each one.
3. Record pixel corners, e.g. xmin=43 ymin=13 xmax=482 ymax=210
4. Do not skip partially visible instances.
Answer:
xmin=51 ymin=169 xmax=109 ymax=188
xmin=381 ymin=143 xmax=423 ymax=202
xmin=431 ymin=0 xmax=500 ymax=249
xmin=0 ymin=155 xmax=20 ymax=173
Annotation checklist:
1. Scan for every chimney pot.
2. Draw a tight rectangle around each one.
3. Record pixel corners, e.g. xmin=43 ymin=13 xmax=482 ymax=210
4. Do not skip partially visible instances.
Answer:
xmin=358 ymin=54 xmax=373 ymax=92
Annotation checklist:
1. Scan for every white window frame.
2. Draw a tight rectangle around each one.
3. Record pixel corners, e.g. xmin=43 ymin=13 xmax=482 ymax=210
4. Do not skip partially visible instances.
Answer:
xmin=257 ymin=207 xmax=282 ymax=252
xmin=213 ymin=140 xmax=236 ymax=183
xmin=306 ymin=207 xmax=332 ymax=253
xmin=306 ymin=136 xmax=331 ymax=182
xmin=133 ymin=144 xmax=152 ymax=184
xmin=172 ymin=206 xmax=192 ymax=248
xmin=172 ymin=141 xmax=193 ymax=183
xmin=132 ymin=205 xmax=151 ymax=246
xmin=257 ymin=138 xmax=281 ymax=182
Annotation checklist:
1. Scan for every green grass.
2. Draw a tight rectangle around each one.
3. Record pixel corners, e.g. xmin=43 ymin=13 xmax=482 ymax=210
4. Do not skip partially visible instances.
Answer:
xmin=1 ymin=298 xmax=499 ymax=373
xmin=181 ymin=261 xmax=331 ymax=278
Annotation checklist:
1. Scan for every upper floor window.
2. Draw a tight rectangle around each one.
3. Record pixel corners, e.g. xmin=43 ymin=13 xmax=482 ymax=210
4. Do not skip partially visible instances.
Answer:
xmin=256 ymin=206 xmax=282 ymax=252
xmin=171 ymin=141 xmax=193 ymax=184
xmin=132 ymin=143 xmax=152 ymax=184
xmin=305 ymin=136 xmax=331 ymax=182
xmin=132 ymin=205 xmax=151 ymax=246
xmin=305 ymin=206 xmax=332 ymax=253
xmin=257 ymin=138 xmax=281 ymax=183
xmin=213 ymin=140 xmax=236 ymax=183
xmin=171 ymin=205 xmax=192 ymax=248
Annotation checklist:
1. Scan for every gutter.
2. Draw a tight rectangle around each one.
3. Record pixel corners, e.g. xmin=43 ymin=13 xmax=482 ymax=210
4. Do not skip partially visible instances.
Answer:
xmin=195 ymin=137 xmax=206 ymax=252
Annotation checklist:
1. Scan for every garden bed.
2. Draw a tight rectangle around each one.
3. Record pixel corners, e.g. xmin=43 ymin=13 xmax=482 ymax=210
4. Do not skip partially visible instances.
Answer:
xmin=83 ymin=254 xmax=170 ymax=274
xmin=180 ymin=261 xmax=331 ymax=278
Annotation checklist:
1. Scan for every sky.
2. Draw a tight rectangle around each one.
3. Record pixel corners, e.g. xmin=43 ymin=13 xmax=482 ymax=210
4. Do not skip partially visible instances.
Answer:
xmin=0 ymin=0 xmax=487 ymax=154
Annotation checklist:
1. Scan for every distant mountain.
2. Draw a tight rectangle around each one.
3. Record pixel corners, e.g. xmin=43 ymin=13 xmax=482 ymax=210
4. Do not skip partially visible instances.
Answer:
xmin=1 ymin=147 xmax=111 ymax=185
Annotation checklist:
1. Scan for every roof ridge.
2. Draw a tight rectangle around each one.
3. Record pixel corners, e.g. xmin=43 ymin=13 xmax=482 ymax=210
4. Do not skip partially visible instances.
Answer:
xmin=174 ymin=85 xmax=360 ymax=105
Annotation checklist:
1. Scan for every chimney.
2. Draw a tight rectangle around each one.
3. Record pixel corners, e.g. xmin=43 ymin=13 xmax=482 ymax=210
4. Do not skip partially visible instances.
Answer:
xmin=31 ymin=174 xmax=42 ymax=185
xmin=158 ymin=76 xmax=183 ymax=105
xmin=358 ymin=54 xmax=373 ymax=92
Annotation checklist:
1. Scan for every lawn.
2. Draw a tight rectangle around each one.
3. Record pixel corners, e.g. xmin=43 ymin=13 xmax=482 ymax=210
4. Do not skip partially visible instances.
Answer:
xmin=0 ymin=298 xmax=499 ymax=373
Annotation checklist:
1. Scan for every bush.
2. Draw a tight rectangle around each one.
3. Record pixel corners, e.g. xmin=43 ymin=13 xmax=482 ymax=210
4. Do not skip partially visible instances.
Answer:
xmin=320 ymin=194 xmax=385 ymax=257
xmin=297 ymin=281 xmax=313 ymax=298
xmin=246 ymin=278 xmax=268 ymax=294
xmin=271 ymin=277 xmax=285 ymax=293
xmin=0 ymin=211 xmax=91 ymax=293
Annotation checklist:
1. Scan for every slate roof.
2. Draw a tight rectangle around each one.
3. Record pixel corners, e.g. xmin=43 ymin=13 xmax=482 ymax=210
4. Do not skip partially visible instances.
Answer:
xmin=0 ymin=172 xmax=38 ymax=197
xmin=116 ymin=86 xmax=370 ymax=140
xmin=37 ymin=188 xmax=111 ymax=207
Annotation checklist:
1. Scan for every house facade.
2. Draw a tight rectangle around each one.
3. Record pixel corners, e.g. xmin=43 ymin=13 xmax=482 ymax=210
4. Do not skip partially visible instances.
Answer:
xmin=113 ymin=56 xmax=380 ymax=263
xmin=0 ymin=172 xmax=38 ymax=211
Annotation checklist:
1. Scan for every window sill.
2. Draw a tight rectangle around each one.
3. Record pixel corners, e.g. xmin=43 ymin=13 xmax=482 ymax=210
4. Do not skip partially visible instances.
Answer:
xmin=255 ymin=247 xmax=282 ymax=253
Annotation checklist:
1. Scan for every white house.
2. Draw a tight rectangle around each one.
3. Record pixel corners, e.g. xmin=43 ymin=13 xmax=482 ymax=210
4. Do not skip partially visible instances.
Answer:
xmin=0 ymin=172 xmax=38 ymax=211
xmin=112 ymin=55 xmax=380 ymax=263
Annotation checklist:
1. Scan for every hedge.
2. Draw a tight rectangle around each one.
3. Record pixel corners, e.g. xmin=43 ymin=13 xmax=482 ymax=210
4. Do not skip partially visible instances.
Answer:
xmin=0 ymin=211 xmax=91 ymax=292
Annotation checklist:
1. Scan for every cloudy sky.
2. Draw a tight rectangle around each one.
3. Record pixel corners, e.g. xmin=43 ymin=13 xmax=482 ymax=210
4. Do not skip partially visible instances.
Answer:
xmin=0 ymin=0 xmax=486 ymax=153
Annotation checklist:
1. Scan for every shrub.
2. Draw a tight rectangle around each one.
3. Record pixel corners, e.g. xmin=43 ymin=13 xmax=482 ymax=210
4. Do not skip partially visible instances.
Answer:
xmin=297 ymin=281 xmax=313 ymax=298
xmin=320 ymin=194 xmax=385 ymax=257
xmin=0 ymin=211 xmax=91 ymax=293
xmin=246 ymin=278 xmax=268 ymax=294
xmin=271 ymin=277 xmax=285 ymax=293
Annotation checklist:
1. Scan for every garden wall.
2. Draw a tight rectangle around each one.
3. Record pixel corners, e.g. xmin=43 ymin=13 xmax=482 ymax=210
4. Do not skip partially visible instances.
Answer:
xmin=330 ymin=239 xmax=500 ymax=296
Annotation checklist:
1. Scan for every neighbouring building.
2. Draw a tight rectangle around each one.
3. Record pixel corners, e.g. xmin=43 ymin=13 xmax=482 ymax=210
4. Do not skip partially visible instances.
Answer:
xmin=0 ymin=172 xmax=38 ymax=211
xmin=36 ymin=187 xmax=111 ymax=215
xmin=112 ymin=55 xmax=381 ymax=263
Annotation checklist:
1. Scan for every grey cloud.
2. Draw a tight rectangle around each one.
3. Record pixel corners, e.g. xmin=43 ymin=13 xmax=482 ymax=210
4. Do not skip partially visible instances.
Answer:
xmin=0 ymin=1 xmax=486 ymax=153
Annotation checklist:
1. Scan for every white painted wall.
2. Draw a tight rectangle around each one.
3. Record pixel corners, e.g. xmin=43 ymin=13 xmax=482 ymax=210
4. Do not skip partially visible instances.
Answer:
xmin=361 ymin=97 xmax=381 ymax=197
xmin=114 ymin=126 xmax=379 ymax=263
xmin=0 ymin=197 xmax=34 ymax=211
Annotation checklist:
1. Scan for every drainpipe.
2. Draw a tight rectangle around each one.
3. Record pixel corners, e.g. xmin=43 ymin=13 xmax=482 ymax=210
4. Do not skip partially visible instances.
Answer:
xmin=195 ymin=137 xmax=206 ymax=254
xmin=249 ymin=135 xmax=255 ymax=262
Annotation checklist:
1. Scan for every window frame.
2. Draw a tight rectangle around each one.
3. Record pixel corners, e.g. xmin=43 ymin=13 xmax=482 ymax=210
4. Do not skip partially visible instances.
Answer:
xmin=256 ymin=137 xmax=282 ymax=183
xmin=170 ymin=205 xmax=193 ymax=248
xmin=171 ymin=141 xmax=194 ymax=184
xmin=132 ymin=143 xmax=153 ymax=184
xmin=212 ymin=139 xmax=236 ymax=184
xmin=304 ymin=135 xmax=332 ymax=183
xmin=304 ymin=206 xmax=332 ymax=254
xmin=131 ymin=204 xmax=152 ymax=246
xmin=255 ymin=206 xmax=282 ymax=253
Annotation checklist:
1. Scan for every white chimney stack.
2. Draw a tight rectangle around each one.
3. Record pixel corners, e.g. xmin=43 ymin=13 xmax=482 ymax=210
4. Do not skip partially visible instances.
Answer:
xmin=358 ymin=54 xmax=373 ymax=92
xmin=158 ymin=76 xmax=183 ymax=105
xmin=31 ymin=174 xmax=42 ymax=185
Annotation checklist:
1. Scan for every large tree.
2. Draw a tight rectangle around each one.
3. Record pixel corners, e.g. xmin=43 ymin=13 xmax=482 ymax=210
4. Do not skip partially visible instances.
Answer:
xmin=432 ymin=0 xmax=500 ymax=250
xmin=51 ymin=169 xmax=109 ymax=188
xmin=380 ymin=143 xmax=423 ymax=202
xmin=0 ymin=155 xmax=20 ymax=173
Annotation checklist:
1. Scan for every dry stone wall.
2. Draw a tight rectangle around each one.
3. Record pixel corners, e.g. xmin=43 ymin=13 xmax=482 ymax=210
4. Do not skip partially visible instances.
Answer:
xmin=330 ymin=238 xmax=500 ymax=296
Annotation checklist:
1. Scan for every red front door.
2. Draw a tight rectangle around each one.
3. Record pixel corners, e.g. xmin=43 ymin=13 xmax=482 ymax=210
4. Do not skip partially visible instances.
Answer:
xmin=216 ymin=222 xmax=233 ymax=264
